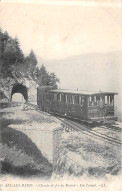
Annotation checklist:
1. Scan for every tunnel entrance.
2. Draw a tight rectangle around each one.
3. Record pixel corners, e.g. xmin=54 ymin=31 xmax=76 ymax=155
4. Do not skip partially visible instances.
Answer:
xmin=11 ymin=83 xmax=28 ymax=102
xmin=12 ymin=93 xmax=26 ymax=103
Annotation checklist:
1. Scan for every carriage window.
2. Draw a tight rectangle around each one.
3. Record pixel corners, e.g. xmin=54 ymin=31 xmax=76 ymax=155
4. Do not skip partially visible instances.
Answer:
xmin=96 ymin=96 xmax=99 ymax=106
xmin=72 ymin=95 xmax=75 ymax=104
xmin=100 ymin=97 xmax=102 ymax=100
xmin=57 ymin=94 xmax=60 ymax=101
xmin=79 ymin=96 xmax=85 ymax=105
xmin=105 ymin=96 xmax=107 ymax=105
xmin=107 ymin=96 xmax=110 ymax=104
xmin=59 ymin=94 xmax=63 ymax=102
xmin=94 ymin=96 xmax=97 ymax=106
xmin=107 ymin=95 xmax=113 ymax=105
xmin=89 ymin=96 xmax=92 ymax=106
xmin=74 ymin=95 xmax=78 ymax=104
xmin=67 ymin=95 xmax=70 ymax=103
xmin=68 ymin=95 xmax=72 ymax=103
xmin=59 ymin=94 xmax=62 ymax=102
xmin=94 ymin=96 xmax=96 ymax=102
xmin=79 ymin=96 xmax=81 ymax=104
xmin=82 ymin=96 xmax=85 ymax=104
xmin=74 ymin=95 xmax=76 ymax=104
xmin=65 ymin=94 xmax=68 ymax=103
xmin=54 ymin=93 xmax=57 ymax=100
xmin=108 ymin=96 xmax=111 ymax=104
xmin=70 ymin=95 xmax=72 ymax=103
xmin=110 ymin=95 xmax=114 ymax=105
xmin=61 ymin=94 xmax=64 ymax=102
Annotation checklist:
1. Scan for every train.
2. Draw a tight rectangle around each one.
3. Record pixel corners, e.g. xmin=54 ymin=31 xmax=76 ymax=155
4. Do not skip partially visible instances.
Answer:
xmin=37 ymin=86 xmax=118 ymax=125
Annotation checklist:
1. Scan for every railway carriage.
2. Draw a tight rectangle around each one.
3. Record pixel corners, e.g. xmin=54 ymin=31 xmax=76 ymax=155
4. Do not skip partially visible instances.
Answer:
xmin=37 ymin=87 xmax=118 ymax=125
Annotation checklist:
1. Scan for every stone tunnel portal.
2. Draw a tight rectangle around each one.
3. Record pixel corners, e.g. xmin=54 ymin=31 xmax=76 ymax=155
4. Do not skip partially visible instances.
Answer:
xmin=11 ymin=83 xmax=28 ymax=102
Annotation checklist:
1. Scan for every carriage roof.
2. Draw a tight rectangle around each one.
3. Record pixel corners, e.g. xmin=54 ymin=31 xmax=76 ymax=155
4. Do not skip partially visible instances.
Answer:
xmin=50 ymin=89 xmax=118 ymax=96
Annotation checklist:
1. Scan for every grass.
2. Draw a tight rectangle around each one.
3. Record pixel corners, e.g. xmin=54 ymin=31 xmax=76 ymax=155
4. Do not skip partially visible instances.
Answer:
xmin=0 ymin=116 xmax=53 ymax=178
xmin=53 ymin=129 xmax=121 ymax=179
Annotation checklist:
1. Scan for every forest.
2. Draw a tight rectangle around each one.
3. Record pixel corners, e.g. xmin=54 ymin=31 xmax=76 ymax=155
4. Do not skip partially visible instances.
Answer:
xmin=0 ymin=27 xmax=59 ymax=89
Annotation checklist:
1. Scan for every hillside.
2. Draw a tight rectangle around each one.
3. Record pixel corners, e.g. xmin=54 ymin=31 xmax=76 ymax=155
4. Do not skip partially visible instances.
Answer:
xmin=0 ymin=27 xmax=59 ymax=102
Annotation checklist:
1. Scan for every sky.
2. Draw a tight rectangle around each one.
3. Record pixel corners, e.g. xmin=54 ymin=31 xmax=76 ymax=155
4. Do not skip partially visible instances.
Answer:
xmin=0 ymin=0 xmax=121 ymax=112
xmin=0 ymin=0 xmax=121 ymax=60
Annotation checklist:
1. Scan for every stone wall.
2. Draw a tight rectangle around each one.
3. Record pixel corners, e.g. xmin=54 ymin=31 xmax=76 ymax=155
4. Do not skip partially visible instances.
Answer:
xmin=0 ymin=76 xmax=37 ymax=103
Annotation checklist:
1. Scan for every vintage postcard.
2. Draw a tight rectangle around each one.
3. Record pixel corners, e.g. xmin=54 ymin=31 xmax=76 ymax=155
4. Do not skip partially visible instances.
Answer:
xmin=0 ymin=0 xmax=122 ymax=191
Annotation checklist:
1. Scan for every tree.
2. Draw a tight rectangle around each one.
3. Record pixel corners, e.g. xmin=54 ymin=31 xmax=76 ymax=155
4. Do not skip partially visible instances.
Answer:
xmin=1 ymin=37 xmax=23 ymax=77
xmin=0 ymin=27 xmax=60 ymax=88
xmin=0 ymin=27 xmax=2 ymax=59
xmin=25 ymin=50 xmax=37 ymax=66
xmin=36 ymin=64 xmax=49 ymax=85
xmin=3 ymin=37 xmax=24 ymax=65
xmin=25 ymin=50 xmax=37 ymax=76
xmin=1 ymin=31 xmax=10 ymax=54
xmin=48 ymin=72 xmax=60 ymax=88
xmin=13 ymin=37 xmax=24 ymax=63
xmin=0 ymin=30 xmax=9 ymax=60
xmin=0 ymin=29 xmax=8 ymax=76
xmin=36 ymin=64 xmax=60 ymax=88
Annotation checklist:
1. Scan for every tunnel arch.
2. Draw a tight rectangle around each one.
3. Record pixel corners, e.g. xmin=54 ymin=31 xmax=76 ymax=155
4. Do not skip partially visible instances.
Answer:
xmin=11 ymin=83 xmax=28 ymax=102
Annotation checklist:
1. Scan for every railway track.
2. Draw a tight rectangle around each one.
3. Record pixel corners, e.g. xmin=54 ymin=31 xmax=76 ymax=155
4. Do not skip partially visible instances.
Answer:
xmin=26 ymin=103 xmax=122 ymax=147
xmin=55 ymin=116 xmax=122 ymax=147
xmin=101 ymin=125 xmax=122 ymax=133
xmin=61 ymin=119 xmax=121 ymax=146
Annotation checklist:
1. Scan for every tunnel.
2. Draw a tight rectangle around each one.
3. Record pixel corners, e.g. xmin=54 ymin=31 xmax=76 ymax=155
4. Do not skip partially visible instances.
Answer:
xmin=11 ymin=83 xmax=28 ymax=102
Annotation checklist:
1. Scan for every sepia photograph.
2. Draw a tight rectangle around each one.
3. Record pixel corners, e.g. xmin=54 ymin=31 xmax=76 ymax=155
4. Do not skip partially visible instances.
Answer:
xmin=0 ymin=0 xmax=122 ymax=191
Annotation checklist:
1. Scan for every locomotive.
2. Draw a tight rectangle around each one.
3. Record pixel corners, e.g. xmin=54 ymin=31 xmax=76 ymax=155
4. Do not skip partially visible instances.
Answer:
xmin=37 ymin=86 xmax=118 ymax=125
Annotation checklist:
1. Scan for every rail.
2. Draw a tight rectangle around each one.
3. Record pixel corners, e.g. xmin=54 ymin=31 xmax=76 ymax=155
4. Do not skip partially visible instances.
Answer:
xmin=26 ymin=103 xmax=122 ymax=147
xmin=55 ymin=116 xmax=121 ymax=147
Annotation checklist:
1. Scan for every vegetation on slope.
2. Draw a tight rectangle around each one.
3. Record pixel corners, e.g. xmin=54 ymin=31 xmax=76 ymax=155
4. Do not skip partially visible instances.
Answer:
xmin=0 ymin=27 xmax=59 ymax=88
